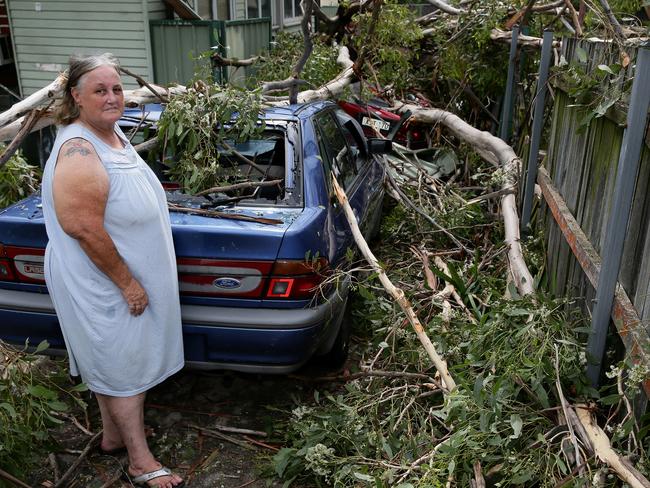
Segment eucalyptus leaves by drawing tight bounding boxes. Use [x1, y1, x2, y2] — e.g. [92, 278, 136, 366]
[157, 80, 265, 195]
[0, 147, 41, 208]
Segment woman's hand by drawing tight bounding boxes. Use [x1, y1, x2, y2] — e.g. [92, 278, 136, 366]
[121, 278, 149, 316]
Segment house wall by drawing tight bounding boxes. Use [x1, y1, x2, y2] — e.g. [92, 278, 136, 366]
[7, 0, 167, 96]
[149, 0, 168, 20]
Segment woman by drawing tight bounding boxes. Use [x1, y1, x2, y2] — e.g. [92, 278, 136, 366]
[41, 53, 185, 488]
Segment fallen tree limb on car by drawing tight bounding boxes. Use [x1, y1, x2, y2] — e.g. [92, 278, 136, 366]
[0, 73, 67, 129]
[195, 179, 283, 197]
[0, 83, 188, 142]
[0, 105, 51, 169]
[400, 104, 535, 296]
[265, 46, 355, 105]
[167, 203, 283, 225]
[332, 172, 457, 392]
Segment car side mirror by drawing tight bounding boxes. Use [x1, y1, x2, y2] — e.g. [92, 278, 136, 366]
[367, 138, 392, 155]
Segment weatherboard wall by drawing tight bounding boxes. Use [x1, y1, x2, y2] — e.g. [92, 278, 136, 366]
[7, 0, 166, 96]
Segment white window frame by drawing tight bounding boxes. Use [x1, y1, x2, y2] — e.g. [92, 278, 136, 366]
[245, 0, 271, 19]
[282, 0, 303, 24]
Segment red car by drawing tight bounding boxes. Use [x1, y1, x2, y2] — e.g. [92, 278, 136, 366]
[338, 100, 428, 149]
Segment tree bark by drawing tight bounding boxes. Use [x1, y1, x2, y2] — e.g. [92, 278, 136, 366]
[575, 406, 650, 488]
[400, 104, 535, 296]
[490, 28, 561, 48]
[0, 73, 66, 129]
[426, 0, 464, 15]
[0, 108, 46, 168]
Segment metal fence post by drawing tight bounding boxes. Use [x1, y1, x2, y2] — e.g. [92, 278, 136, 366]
[520, 30, 554, 233]
[499, 26, 519, 142]
[586, 44, 650, 386]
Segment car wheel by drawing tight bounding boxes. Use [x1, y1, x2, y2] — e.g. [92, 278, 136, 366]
[319, 301, 352, 369]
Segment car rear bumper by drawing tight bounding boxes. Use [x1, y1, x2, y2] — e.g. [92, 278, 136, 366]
[0, 280, 349, 374]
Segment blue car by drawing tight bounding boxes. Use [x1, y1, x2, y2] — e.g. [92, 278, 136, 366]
[0, 101, 388, 373]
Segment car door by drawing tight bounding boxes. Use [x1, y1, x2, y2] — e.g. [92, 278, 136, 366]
[313, 108, 381, 266]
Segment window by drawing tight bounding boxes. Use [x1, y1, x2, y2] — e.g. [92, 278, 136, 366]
[283, 0, 302, 20]
[247, 0, 271, 18]
[315, 112, 357, 190]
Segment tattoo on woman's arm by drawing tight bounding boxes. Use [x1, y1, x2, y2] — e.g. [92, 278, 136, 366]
[63, 139, 92, 158]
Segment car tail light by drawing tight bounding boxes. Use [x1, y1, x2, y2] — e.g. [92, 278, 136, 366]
[1, 245, 46, 284]
[0, 259, 15, 281]
[266, 258, 330, 300]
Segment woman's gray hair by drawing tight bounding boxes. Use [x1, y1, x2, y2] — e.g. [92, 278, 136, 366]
[56, 53, 121, 125]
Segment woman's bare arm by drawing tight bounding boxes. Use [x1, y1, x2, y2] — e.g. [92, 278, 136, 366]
[52, 138, 148, 316]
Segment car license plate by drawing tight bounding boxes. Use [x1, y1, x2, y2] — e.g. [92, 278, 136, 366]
[362, 116, 390, 132]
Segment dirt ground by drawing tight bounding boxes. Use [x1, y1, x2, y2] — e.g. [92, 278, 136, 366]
[28, 361, 337, 488]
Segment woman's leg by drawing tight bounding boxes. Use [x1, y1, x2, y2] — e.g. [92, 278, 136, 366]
[95, 394, 123, 451]
[95, 392, 183, 487]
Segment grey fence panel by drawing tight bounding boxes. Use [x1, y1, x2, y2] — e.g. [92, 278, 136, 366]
[150, 18, 270, 87]
[543, 39, 650, 387]
[150, 20, 222, 85]
[223, 18, 271, 86]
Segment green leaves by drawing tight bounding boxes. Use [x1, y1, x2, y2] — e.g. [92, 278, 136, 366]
[0, 341, 85, 479]
[157, 78, 265, 194]
[251, 32, 340, 92]
[0, 147, 42, 208]
[350, 1, 423, 95]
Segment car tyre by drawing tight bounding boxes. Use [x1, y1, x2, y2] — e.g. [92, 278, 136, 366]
[319, 301, 352, 369]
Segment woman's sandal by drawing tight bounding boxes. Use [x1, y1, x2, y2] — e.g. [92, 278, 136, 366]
[123, 467, 185, 487]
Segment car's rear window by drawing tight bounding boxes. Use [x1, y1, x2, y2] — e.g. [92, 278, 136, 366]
[123, 120, 301, 207]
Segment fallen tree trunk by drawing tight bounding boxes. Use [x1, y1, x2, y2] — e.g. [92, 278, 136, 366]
[490, 28, 561, 48]
[0, 73, 67, 129]
[0, 107, 49, 168]
[426, 0, 464, 14]
[400, 104, 535, 296]
[332, 173, 457, 391]
[266, 46, 355, 105]
[0, 83, 188, 142]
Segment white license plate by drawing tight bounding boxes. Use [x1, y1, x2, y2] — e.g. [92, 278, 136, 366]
[362, 116, 390, 132]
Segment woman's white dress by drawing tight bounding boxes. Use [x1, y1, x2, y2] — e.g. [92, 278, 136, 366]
[41, 123, 184, 396]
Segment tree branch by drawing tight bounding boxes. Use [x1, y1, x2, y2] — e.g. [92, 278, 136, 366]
[261, 78, 310, 94]
[597, 0, 625, 39]
[167, 203, 283, 224]
[426, 0, 464, 15]
[332, 172, 457, 391]
[290, 0, 315, 104]
[490, 28, 561, 48]
[119, 66, 167, 103]
[564, 0, 583, 36]
[0, 106, 49, 169]
[211, 52, 260, 67]
[195, 178, 283, 196]
[0, 72, 66, 129]
[400, 104, 535, 296]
